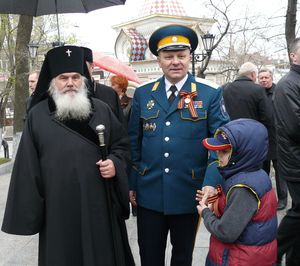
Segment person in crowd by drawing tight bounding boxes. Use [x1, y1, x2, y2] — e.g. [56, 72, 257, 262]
[2, 45, 134, 266]
[197, 118, 277, 266]
[258, 68, 287, 210]
[128, 24, 229, 266]
[110, 75, 132, 124]
[82, 47, 124, 124]
[1, 139, 9, 158]
[223, 62, 272, 129]
[110, 75, 136, 216]
[273, 37, 300, 266]
[26, 70, 40, 112]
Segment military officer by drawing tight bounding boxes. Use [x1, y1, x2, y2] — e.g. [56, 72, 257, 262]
[128, 24, 230, 266]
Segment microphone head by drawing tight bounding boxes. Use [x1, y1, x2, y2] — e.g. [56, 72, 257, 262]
[96, 124, 105, 133]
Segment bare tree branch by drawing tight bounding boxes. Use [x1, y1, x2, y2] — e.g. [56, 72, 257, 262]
[286, 0, 297, 60]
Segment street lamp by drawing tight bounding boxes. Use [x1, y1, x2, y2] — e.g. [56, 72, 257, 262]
[27, 42, 39, 70]
[28, 41, 65, 69]
[191, 33, 215, 77]
[52, 41, 65, 48]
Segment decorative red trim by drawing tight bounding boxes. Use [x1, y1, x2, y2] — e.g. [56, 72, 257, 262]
[202, 139, 232, 151]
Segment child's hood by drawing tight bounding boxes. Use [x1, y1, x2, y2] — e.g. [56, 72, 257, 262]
[218, 118, 268, 178]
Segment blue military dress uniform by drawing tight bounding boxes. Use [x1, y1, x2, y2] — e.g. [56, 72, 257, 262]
[128, 73, 230, 215]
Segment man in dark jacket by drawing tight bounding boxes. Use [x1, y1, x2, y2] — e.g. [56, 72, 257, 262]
[273, 37, 300, 266]
[258, 68, 287, 210]
[26, 70, 40, 113]
[83, 47, 125, 124]
[223, 62, 272, 130]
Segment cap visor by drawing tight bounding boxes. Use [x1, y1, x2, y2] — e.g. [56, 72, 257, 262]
[202, 138, 232, 151]
[158, 45, 190, 53]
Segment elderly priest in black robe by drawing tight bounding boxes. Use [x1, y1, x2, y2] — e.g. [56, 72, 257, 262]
[2, 46, 135, 266]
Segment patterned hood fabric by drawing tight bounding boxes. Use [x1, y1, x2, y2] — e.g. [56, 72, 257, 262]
[218, 118, 268, 179]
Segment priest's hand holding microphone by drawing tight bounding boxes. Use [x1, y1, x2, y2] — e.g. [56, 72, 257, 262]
[95, 124, 115, 178]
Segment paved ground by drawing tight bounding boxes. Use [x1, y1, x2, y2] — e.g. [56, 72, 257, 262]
[0, 168, 288, 266]
[0, 127, 288, 265]
[0, 172, 210, 266]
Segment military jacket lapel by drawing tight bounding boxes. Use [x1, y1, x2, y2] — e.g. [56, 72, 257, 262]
[151, 78, 169, 113]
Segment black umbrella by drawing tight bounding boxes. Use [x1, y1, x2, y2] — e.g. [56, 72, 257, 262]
[0, 0, 126, 41]
[0, 0, 126, 16]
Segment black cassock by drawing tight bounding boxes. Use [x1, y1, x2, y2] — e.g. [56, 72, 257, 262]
[2, 98, 135, 266]
[93, 82, 125, 124]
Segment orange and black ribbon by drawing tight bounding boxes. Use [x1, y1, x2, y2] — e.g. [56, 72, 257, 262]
[178, 90, 198, 118]
[207, 185, 223, 217]
[207, 185, 223, 204]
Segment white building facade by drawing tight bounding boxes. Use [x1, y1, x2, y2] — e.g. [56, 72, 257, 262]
[113, 0, 218, 83]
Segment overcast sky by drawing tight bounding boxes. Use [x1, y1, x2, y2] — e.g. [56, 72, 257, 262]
[62, 0, 287, 54]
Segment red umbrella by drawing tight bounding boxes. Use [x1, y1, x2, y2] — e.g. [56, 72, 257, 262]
[93, 51, 140, 84]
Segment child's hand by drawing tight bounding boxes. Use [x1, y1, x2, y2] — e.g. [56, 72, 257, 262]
[202, 186, 217, 204]
[196, 189, 204, 202]
[197, 200, 209, 215]
[196, 187, 217, 204]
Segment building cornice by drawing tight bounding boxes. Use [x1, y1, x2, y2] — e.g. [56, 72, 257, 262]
[113, 14, 214, 29]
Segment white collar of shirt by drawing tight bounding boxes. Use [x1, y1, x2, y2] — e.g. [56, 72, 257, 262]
[165, 74, 188, 97]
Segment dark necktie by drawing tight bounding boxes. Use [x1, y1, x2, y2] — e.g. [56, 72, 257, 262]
[168, 85, 177, 104]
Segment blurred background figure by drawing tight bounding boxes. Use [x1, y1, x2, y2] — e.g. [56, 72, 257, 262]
[258, 68, 287, 211]
[28, 70, 39, 95]
[1, 139, 9, 158]
[223, 62, 272, 131]
[26, 70, 40, 112]
[110, 75, 132, 124]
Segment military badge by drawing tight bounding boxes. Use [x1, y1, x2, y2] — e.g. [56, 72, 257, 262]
[147, 100, 155, 109]
[193, 101, 203, 109]
[152, 123, 157, 131]
[184, 98, 191, 104]
[178, 90, 198, 118]
[151, 82, 160, 91]
[143, 122, 156, 131]
[143, 123, 150, 131]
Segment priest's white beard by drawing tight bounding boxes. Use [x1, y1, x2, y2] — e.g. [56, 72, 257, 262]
[48, 79, 91, 121]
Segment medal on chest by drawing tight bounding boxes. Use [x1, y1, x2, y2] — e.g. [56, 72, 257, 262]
[147, 100, 155, 109]
[178, 84, 198, 118]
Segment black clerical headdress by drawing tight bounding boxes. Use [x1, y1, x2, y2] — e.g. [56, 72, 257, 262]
[29, 45, 91, 111]
[82, 47, 93, 63]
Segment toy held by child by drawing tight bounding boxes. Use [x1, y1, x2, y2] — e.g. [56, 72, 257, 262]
[197, 118, 277, 266]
